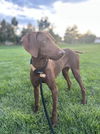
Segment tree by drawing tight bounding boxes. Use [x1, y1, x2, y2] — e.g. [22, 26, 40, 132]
[6, 23, 16, 42]
[64, 25, 79, 44]
[49, 28, 61, 42]
[37, 17, 61, 42]
[11, 17, 18, 27]
[0, 18, 18, 43]
[0, 19, 7, 42]
[79, 31, 96, 44]
[38, 17, 50, 31]
[64, 25, 96, 44]
[11, 17, 18, 37]
[21, 23, 35, 38]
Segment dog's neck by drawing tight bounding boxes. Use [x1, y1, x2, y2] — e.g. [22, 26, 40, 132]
[31, 56, 48, 70]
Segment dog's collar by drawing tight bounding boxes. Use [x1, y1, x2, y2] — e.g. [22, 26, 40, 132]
[30, 57, 48, 77]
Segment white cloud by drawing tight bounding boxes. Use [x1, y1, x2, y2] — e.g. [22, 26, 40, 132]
[0, 0, 44, 19]
[0, 0, 100, 37]
[50, 0, 100, 37]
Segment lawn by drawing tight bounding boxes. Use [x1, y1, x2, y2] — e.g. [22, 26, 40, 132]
[0, 44, 100, 134]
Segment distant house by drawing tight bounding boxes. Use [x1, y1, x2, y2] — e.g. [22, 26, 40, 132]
[94, 37, 100, 43]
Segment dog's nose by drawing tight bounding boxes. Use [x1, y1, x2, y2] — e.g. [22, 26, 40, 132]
[59, 50, 65, 55]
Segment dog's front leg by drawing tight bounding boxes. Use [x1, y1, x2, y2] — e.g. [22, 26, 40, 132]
[51, 86, 58, 126]
[34, 86, 40, 112]
[30, 70, 40, 112]
[47, 80, 58, 126]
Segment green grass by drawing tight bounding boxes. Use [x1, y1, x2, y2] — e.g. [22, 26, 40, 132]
[0, 44, 100, 134]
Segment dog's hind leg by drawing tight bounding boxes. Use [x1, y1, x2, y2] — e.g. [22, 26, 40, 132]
[62, 67, 72, 90]
[71, 68, 86, 104]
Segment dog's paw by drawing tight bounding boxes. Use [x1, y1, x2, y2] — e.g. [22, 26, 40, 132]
[32, 105, 39, 113]
[34, 106, 39, 113]
[81, 99, 87, 105]
[51, 117, 57, 127]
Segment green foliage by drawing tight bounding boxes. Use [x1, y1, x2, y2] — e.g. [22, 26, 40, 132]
[21, 24, 35, 38]
[37, 17, 62, 42]
[0, 44, 100, 134]
[11, 17, 18, 26]
[0, 19, 18, 43]
[78, 31, 96, 44]
[49, 28, 62, 42]
[64, 25, 96, 44]
[0, 17, 97, 45]
[38, 17, 50, 31]
[64, 25, 79, 44]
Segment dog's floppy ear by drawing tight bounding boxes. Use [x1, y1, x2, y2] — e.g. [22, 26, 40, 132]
[22, 32, 39, 58]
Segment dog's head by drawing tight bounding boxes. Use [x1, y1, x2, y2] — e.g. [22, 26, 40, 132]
[21, 32, 64, 60]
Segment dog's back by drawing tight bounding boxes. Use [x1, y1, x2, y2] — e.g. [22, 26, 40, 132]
[45, 48, 80, 78]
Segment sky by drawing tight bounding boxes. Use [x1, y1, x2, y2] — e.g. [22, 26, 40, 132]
[0, 0, 100, 37]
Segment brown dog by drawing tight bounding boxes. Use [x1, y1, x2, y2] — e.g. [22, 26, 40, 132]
[22, 32, 86, 126]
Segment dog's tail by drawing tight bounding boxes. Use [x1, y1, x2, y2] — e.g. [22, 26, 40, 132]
[74, 50, 84, 54]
